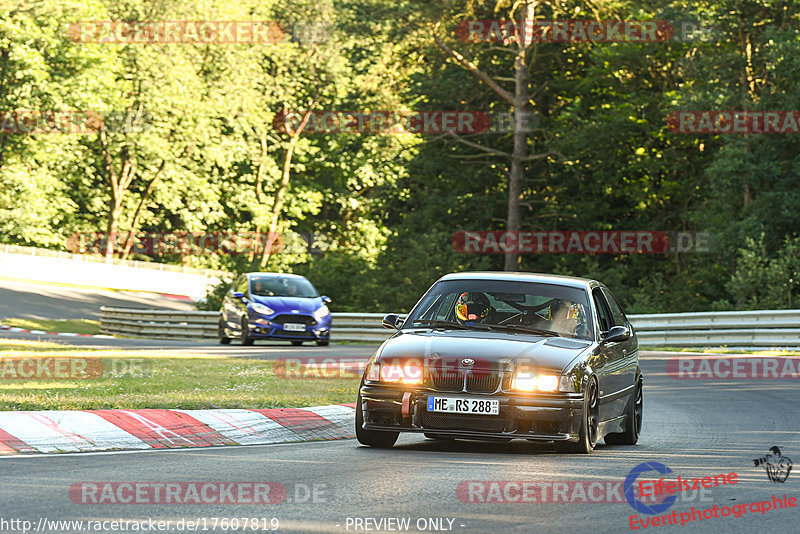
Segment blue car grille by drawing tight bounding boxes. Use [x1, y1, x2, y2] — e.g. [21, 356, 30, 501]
[271, 314, 317, 326]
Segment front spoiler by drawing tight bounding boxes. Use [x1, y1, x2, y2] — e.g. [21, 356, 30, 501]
[363, 423, 572, 442]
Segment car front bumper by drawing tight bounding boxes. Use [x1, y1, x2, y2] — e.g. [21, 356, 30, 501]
[247, 317, 330, 341]
[360, 384, 584, 442]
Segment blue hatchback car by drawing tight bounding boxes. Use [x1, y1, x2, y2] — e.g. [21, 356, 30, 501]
[219, 272, 331, 346]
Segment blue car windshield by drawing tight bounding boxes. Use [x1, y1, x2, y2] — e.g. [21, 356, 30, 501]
[249, 276, 319, 298]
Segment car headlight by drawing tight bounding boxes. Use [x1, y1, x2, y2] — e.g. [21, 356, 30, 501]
[511, 372, 559, 392]
[251, 303, 275, 316]
[377, 362, 423, 385]
[313, 305, 330, 322]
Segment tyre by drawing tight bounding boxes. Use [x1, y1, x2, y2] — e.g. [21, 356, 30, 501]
[218, 319, 232, 345]
[240, 318, 254, 346]
[291, 341, 303, 346]
[605, 376, 642, 446]
[355, 392, 398, 448]
[555, 377, 598, 454]
[316, 340, 330, 346]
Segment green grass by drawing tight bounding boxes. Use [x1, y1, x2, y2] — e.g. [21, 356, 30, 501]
[0, 339, 359, 411]
[2, 318, 101, 335]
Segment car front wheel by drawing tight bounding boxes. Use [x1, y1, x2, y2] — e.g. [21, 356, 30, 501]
[355, 392, 398, 448]
[218, 319, 231, 345]
[240, 318, 254, 346]
[555, 377, 598, 454]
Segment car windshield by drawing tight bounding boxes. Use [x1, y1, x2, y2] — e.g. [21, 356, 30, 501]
[404, 279, 594, 340]
[249, 276, 319, 298]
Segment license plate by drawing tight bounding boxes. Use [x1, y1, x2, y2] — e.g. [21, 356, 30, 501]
[283, 323, 306, 332]
[427, 396, 499, 415]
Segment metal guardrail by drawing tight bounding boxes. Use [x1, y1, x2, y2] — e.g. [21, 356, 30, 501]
[101, 308, 219, 340]
[99, 307, 800, 348]
[629, 310, 800, 347]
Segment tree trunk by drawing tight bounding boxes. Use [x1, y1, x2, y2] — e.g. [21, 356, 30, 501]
[98, 128, 135, 262]
[250, 133, 270, 262]
[258, 107, 316, 268]
[121, 161, 165, 260]
[259, 134, 298, 268]
[505, 2, 535, 272]
[105, 198, 123, 261]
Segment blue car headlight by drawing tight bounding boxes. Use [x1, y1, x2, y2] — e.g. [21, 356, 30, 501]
[313, 305, 330, 322]
[251, 302, 275, 316]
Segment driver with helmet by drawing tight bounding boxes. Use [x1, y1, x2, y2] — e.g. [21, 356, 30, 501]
[454, 292, 494, 325]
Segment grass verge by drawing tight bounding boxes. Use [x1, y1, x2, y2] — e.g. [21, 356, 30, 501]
[1, 318, 101, 335]
[0, 339, 359, 411]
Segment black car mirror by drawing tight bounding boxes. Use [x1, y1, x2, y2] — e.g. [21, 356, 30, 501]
[382, 314, 404, 330]
[602, 325, 631, 343]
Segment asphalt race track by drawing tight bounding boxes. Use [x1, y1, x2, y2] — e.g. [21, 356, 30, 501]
[0, 279, 195, 320]
[0, 333, 797, 533]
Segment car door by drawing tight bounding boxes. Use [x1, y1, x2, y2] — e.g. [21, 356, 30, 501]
[601, 286, 638, 397]
[591, 287, 624, 421]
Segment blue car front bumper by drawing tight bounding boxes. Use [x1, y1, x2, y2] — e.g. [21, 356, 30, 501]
[247, 314, 330, 341]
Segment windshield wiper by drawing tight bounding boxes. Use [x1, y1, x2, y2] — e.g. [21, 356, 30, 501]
[409, 320, 472, 330]
[482, 324, 560, 337]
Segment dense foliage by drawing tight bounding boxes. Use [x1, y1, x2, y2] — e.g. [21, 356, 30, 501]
[2, 0, 798, 313]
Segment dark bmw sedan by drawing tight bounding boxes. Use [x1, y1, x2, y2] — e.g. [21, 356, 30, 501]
[356, 272, 642, 453]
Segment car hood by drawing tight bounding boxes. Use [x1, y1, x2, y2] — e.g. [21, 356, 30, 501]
[376, 329, 594, 373]
[251, 295, 321, 314]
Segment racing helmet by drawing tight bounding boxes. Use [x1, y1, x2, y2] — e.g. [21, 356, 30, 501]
[455, 292, 490, 324]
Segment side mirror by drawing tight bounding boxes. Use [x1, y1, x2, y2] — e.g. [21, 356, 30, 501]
[232, 292, 244, 299]
[321, 296, 332, 304]
[603, 325, 631, 344]
[382, 313, 404, 330]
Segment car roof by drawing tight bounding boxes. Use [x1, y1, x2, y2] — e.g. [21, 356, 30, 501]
[246, 272, 307, 279]
[438, 271, 596, 290]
